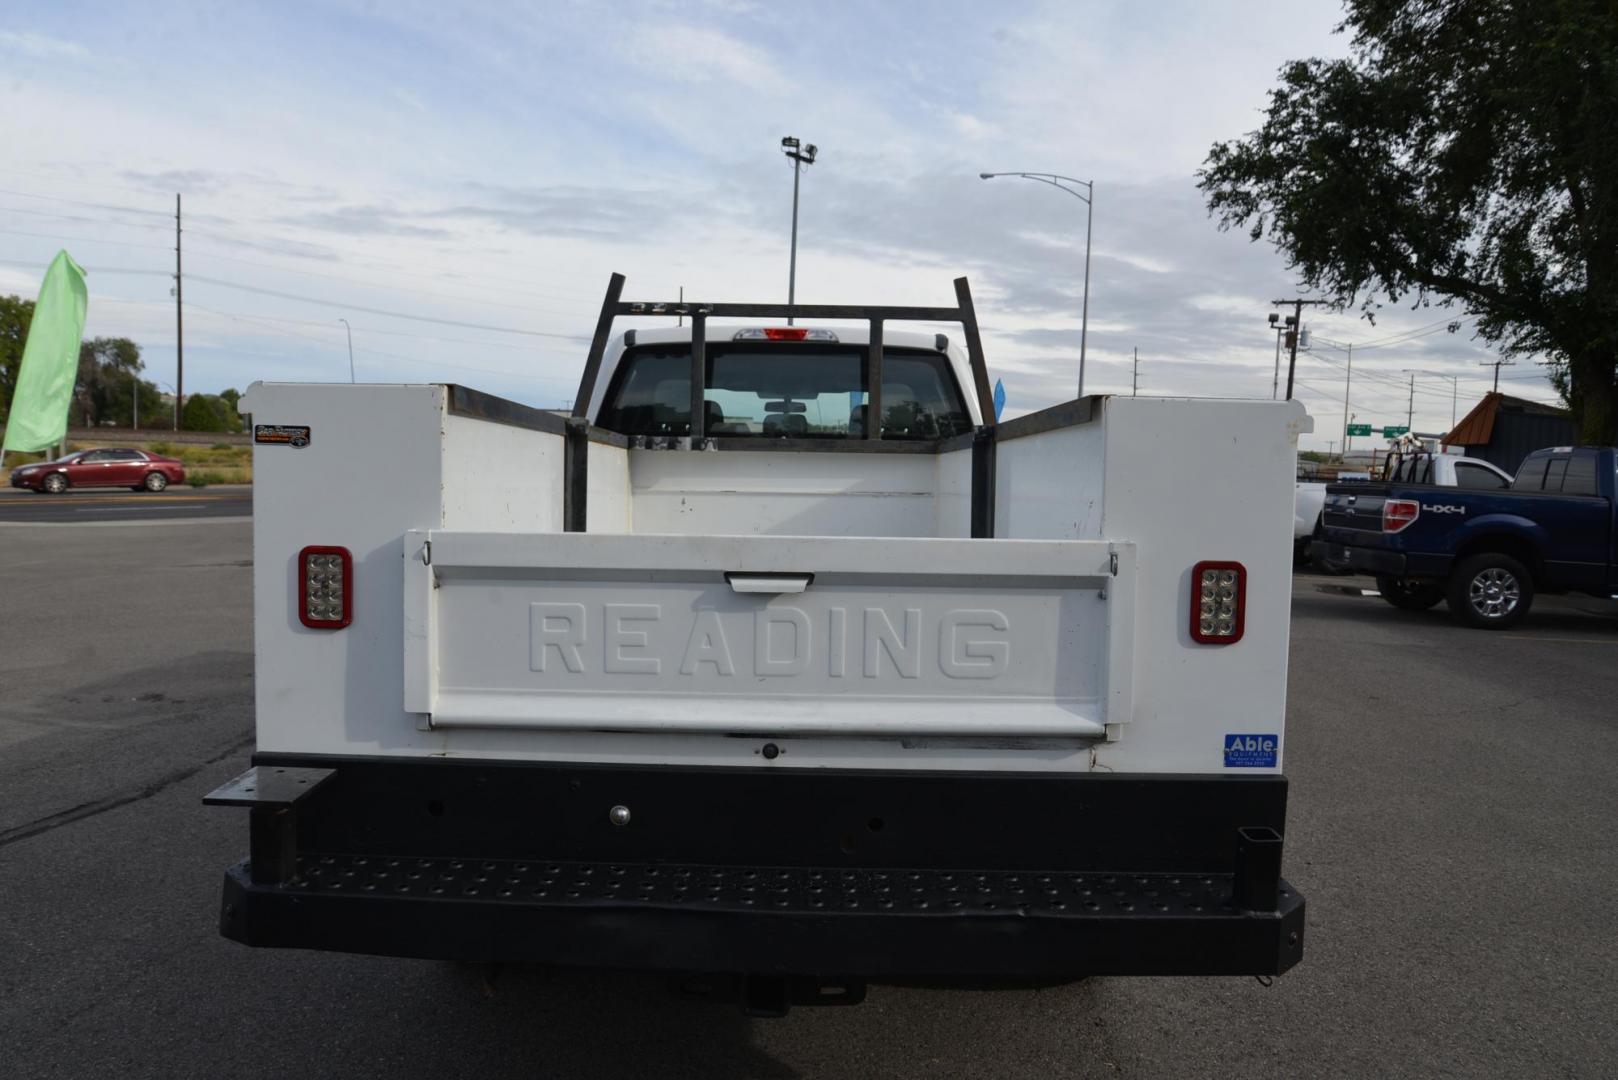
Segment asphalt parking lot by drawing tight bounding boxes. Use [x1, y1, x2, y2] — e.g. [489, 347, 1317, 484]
[3, 521, 1616, 1079]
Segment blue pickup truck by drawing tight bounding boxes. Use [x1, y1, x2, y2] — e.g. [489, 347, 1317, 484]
[1313, 446, 1617, 629]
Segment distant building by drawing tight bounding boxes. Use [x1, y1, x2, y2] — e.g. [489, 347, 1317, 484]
[1442, 392, 1574, 475]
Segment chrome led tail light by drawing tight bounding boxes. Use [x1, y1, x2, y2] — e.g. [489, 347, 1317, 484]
[1191, 561, 1245, 644]
[299, 546, 352, 629]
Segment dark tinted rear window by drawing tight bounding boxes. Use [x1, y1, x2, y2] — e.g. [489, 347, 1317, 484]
[1512, 454, 1550, 491]
[597, 345, 972, 440]
[1563, 450, 1599, 496]
[1453, 462, 1508, 490]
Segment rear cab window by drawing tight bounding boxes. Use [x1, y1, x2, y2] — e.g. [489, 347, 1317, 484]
[597, 344, 973, 440]
[1453, 462, 1508, 490]
[1512, 453, 1551, 491]
[1562, 450, 1599, 496]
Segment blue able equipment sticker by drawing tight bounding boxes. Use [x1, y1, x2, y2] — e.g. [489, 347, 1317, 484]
[1223, 733, 1278, 768]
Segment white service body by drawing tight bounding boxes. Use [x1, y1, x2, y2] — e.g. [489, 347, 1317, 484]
[241, 378, 1310, 776]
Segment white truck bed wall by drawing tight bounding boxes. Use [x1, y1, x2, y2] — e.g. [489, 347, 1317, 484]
[585, 439, 632, 532]
[241, 382, 1307, 774]
[628, 451, 944, 537]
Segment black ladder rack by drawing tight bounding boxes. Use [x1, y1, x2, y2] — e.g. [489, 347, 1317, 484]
[563, 273, 999, 538]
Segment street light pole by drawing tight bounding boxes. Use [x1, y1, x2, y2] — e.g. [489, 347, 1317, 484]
[1407, 369, 1460, 430]
[338, 318, 355, 383]
[1272, 325, 1284, 399]
[980, 171, 1094, 398]
[781, 137, 818, 325]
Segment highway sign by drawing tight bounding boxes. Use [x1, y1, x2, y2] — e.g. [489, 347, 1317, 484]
[1346, 424, 1372, 436]
[1382, 425, 1410, 436]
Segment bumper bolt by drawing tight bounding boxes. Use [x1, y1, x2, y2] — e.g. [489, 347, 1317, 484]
[609, 805, 631, 826]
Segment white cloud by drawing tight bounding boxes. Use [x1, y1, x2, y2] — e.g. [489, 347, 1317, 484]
[949, 111, 994, 139]
[0, 30, 88, 60]
[0, 2, 1564, 445]
[619, 24, 785, 92]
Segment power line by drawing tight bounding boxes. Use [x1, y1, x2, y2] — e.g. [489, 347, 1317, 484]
[1344, 315, 1467, 349]
[181, 303, 565, 353]
[0, 203, 174, 232]
[0, 225, 174, 253]
[182, 302, 570, 381]
[0, 182, 606, 302]
[179, 248, 585, 317]
[0, 219, 592, 316]
[0, 185, 172, 220]
[183, 274, 591, 341]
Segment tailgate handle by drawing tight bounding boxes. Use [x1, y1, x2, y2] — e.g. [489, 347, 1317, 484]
[726, 572, 813, 595]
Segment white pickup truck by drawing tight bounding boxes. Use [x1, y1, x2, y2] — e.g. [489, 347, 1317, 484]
[208, 276, 1308, 1013]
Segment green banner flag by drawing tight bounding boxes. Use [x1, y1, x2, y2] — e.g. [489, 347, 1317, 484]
[2, 250, 88, 455]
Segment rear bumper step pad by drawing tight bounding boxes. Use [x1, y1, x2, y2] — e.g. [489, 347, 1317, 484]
[220, 853, 1304, 978]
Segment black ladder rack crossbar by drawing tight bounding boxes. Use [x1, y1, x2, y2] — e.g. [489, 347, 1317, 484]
[564, 273, 998, 538]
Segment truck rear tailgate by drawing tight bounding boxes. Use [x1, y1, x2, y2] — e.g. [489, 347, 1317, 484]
[405, 532, 1135, 737]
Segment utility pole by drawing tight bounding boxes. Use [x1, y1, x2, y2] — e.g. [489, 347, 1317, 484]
[1482, 357, 1515, 392]
[1339, 343, 1353, 457]
[781, 137, 818, 324]
[1132, 347, 1139, 396]
[677, 286, 684, 328]
[1406, 372, 1415, 430]
[174, 193, 183, 431]
[132, 368, 138, 430]
[1270, 298, 1328, 400]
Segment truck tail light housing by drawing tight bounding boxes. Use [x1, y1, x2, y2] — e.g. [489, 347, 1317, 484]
[299, 545, 352, 629]
[1191, 561, 1245, 644]
[1382, 499, 1420, 533]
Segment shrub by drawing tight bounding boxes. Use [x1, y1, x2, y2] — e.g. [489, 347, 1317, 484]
[184, 465, 252, 486]
[211, 442, 233, 451]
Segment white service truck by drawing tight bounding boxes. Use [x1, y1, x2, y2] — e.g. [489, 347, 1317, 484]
[208, 276, 1308, 1013]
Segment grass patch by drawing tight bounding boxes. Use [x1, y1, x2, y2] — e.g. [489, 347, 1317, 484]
[185, 466, 252, 486]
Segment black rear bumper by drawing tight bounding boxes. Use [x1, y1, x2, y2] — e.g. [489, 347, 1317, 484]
[1312, 539, 1406, 576]
[211, 756, 1305, 983]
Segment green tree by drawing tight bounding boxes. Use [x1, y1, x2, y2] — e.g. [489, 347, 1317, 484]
[75, 337, 157, 428]
[217, 387, 245, 433]
[1199, 0, 1618, 443]
[181, 393, 230, 432]
[0, 294, 36, 423]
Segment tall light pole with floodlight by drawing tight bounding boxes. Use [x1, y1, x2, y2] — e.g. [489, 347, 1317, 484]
[980, 171, 1094, 397]
[781, 136, 818, 324]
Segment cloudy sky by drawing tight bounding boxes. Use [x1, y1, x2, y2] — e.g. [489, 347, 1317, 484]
[0, 0, 1561, 448]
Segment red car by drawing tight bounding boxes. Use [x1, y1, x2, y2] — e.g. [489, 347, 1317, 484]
[9, 448, 186, 493]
